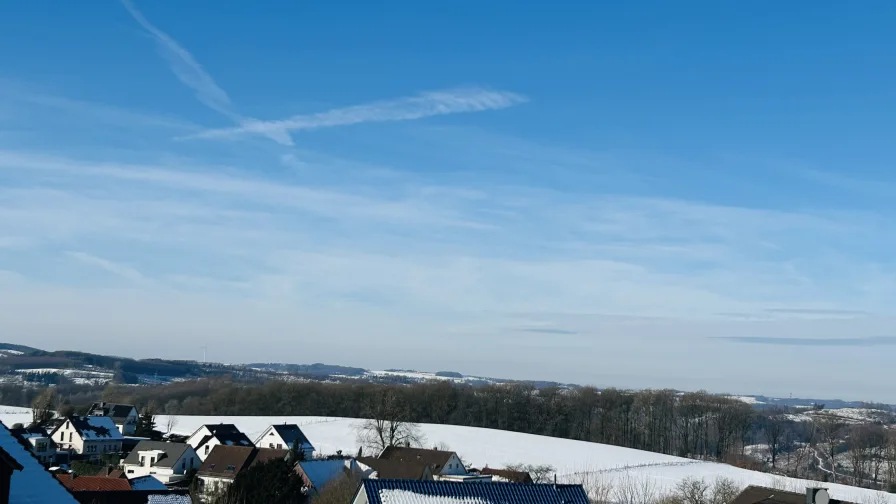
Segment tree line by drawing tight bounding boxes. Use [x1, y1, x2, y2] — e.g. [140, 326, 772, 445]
[16, 376, 896, 490]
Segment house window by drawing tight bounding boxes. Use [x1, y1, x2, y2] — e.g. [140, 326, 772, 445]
[141, 456, 145, 465]
[277, 444, 282, 449]
[68, 433, 72, 443]
[127, 470, 134, 474]
[269, 443, 274, 448]
[182, 460, 186, 471]
[205, 445, 210, 455]
[59, 432, 64, 442]
[151, 457, 156, 465]
[226, 465, 235, 471]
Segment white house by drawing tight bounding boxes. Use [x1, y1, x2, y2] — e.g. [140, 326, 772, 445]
[9, 426, 57, 465]
[187, 424, 254, 461]
[48, 416, 123, 460]
[253, 424, 314, 459]
[121, 441, 200, 484]
[87, 402, 139, 436]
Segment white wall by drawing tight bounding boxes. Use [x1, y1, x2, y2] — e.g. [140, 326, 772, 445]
[435, 454, 467, 475]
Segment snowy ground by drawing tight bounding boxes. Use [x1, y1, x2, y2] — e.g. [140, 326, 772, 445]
[3, 406, 894, 503]
[786, 408, 894, 425]
[149, 414, 894, 503]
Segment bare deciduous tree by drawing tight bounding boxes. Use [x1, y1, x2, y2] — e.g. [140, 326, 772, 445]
[762, 409, 788, 469]
[505, 463, 556, 484]
[817, 414, 844, 477]
[356, 388, 423, 453]
[30, 388, 57, 427]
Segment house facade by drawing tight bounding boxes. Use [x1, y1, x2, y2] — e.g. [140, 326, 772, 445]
[121, 441, 200, 484]
[48, 416, 123, 460]
[9, 427, 57, 465]
[253, 424, 314, 460]
[87, 402, 139, 436]
[186, 424, 254, 461]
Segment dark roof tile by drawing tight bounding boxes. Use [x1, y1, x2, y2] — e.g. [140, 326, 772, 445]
[358, 479, 589, 504]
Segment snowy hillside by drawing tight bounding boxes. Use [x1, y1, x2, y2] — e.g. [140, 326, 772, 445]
[2, 406, 894, 503]
[145, 413, 893, 504]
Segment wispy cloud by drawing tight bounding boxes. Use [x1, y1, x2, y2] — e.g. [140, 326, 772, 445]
[121, 2, 525, 147]
[716, 336, 896, 347]
[519, 327, 579, 335]
[66, 251, 147, 283]
[120, 0, 293, 145]
[184, 88, 528, 145]
[764, 308, 869, 316]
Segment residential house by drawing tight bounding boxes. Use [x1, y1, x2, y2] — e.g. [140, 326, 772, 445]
[121, 441, 200, 484]
[254, 424, 314, 459]
[0, 420, 79, 503]
[87, 402, 139, 436]
[294, 458, 361, 494]
[186, 424, 254, 461]
[9, 426, 57, 465]
[731, 486, 858, 504]
[357, 456, 433, 481]
[351, 479, 590, 504]
[196, 446, 286, 502]
[479, 466, 533, 483]
[377, 446, 468, 478]
[56, 473, 132, 491]
[49, 416, 124, 460]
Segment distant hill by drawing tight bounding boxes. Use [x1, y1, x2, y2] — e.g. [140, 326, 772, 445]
[246, 362, 366, 377]
[0, 342, 890, 409]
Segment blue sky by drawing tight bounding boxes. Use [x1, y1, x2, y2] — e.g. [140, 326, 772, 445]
[2, 2, 896, 401]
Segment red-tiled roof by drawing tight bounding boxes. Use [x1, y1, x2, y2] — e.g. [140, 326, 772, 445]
[56, 474, 132, 491]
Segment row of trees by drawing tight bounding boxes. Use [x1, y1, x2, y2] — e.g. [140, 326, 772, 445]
[23, 376, 896, 490]
[96, 378, 768, 460]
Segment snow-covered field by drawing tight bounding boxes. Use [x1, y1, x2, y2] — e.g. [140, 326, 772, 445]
[13, 368, 114, 386]
[2, 406, 894, 503]
[786, 408, 894, 425]
[147, 414, 893, 503]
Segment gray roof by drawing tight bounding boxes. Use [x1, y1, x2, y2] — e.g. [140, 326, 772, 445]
[270, 424, 314, 449]
[88, 402, 136, 422]
[122, 441, 192, 468]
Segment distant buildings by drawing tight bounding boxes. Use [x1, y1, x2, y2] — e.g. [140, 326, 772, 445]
[87, 403, 139, 436]
[186, 424, 254, 461]
[254, 424, 314, 459]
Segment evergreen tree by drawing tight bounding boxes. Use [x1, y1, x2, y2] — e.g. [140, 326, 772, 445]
[135, 411, 156, 438]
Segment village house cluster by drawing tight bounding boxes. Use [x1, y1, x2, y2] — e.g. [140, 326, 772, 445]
[0, 402, 872, 504]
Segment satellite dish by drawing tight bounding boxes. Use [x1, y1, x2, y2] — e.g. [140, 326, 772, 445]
[816, 489, 830, 504]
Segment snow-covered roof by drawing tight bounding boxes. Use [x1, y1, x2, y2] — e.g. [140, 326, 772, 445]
[130, 475, 169, 490]
[147, 494, 192, 504]
[0, 421, 79, 503]
[296, 459, 353, 489]
[358, 480, 589, 504]
[61, 415, 124, 440]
